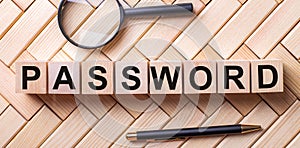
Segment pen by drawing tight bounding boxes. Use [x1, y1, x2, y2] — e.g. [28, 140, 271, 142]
[126, 124, 262, 141]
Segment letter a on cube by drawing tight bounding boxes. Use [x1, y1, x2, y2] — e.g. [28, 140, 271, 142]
[48, 62, 80, 94]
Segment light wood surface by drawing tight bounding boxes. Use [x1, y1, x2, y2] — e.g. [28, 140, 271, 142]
[0, 0, 299, 147]
[246, 0, 300, 58]
[210, 0, 277, 59]
[7, 106, 61, 147]
[0, 0, 22, 39]
[0, 106, 26, 146]
[12, 0, 34, 11]
[175, 0, 241, 59]
[0, 0, 56, 66]
[282, 23, 300, 59]
[0, 95, 9, 115]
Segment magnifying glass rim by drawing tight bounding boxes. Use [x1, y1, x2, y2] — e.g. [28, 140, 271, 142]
[57, 0, 125, 49]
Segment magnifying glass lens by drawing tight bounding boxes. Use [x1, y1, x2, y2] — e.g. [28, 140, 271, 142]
[59, 0, 122, 49]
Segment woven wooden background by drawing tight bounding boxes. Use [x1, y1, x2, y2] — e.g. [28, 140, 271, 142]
[0, 0, 299, 147]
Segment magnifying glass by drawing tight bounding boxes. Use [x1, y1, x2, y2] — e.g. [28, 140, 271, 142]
[58, 0, 193, 49]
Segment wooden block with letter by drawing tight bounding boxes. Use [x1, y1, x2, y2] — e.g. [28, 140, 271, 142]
[184, 60, 217, 94]
[251, 60, 283, 93]
[81, 61, 114, 94]
[115, 61, 148, 94]
[15, 61, 47, 94]
[48, 62, 80, 94]
[149, 61, 182, 94]
[218, 61, 250, 93]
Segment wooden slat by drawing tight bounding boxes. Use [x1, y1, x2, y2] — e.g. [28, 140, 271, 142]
[282, 23, 300, 59]
[217, 101, 278, 147]
[27, 2, 94, 61]
[135, 0, 204, 60]
[7, 106, 61, 147]
[76, 104, 134, 147]
[193, 45, 223, 60]
[49, 0, 59, 7]
[0, 106, 26, 146]
[238, 0, 247, 4]
[75, 95, 116, 119]
[159, 46, 187, 61]
[0, 95, 9, 115]
[260, 86, 297, 115]
[181, 102, 242, 147]
[175, 0, 241, 59]
[12, 0, 34, 11]
[121, 47, 147, 62]
[38, 95, 77, 120]
[145, 103, 206, 147]
[225, 94, 261, 116]
[246, 0, 300, 58]
[266, 44, 300, 98]
[102, 0, 162, 61]
[287, 132, 300, 148]
[50, 50, 73, 62]
[62, 1, 130, 61]
[113, 94, 153, 118]
[9, 50, 36, 73]
[41, 105, 98, 147]
[111, 103, 169, 147]
[85, 50, 111, 61]
[209, 0, 277, 59]
[0, 61, 43, 120]
[187, 94, 224, 116]
[0, 0, 56, 66]
[253, 101, 300, 147]
[0, 0, 22, 39]
[161, 0, 175, 4]
[200, 0, 210, 5]
[124, 0, 139, 7]
[151, 95, 189, 117]
[230, 44, 258, 60]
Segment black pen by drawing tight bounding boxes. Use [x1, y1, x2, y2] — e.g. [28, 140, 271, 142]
[126, 124, 262, 141]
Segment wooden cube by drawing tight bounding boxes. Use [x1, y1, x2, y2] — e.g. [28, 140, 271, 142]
[15, 61, 47, 94]
[81, 61, 114, 94]
[48, 62, 80, 94]
[218, 61, 250, 93]
[149, 61, 182, 94]
[251, 60, 283, 93]
[184, 61, 217, 94]
[115, 61, 148, 94]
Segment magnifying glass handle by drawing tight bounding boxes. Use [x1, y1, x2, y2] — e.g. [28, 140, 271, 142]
[124, 3, 193, 17]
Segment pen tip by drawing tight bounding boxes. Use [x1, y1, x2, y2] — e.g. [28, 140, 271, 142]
[241, 125, 262, 134]
[126, 132, 137, 141]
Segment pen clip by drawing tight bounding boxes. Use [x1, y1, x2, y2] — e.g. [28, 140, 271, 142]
[147, 137, 187, 142]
